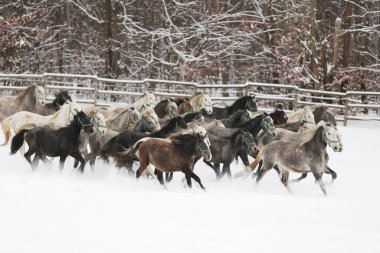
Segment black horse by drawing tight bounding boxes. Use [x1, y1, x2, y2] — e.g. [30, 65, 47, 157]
[10, 111, 94, 172]
[38, 90, 72, 116]
[100, 116, 188, 173]
[202, 130, 256, 178]
[213, 95, 257, 119]
[207, 113, 275, 170]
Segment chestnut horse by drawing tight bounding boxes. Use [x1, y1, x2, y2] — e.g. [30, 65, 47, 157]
[120, 133, 212, 189]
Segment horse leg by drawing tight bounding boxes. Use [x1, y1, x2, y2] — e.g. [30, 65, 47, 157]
[39, 154, 53, 169]
[279, 169, 292, 194]
[185, 174, 192, 188]
[184, 170, 206, 190]
[224, 163, 232, 179]
[312, 171, 327, 196]
[155, 170, 166, 188]
[291, 173, 308, 183]
[59, 155, 67, 172]
[32, 153, 41, 169]
[325, 166, 337, 184]
[252, 160, 263, 179]
[255, 161, 274, 188]
[70, 152, 86, 173]
[24, 148, 36, 170]
[165, 173, 173, 182]
[203, 159, 220, 178]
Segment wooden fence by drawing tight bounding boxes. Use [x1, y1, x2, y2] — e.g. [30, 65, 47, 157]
[0, 73, 379, 126]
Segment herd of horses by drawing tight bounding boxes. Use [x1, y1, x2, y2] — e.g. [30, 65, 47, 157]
[0, 84, 343, 195]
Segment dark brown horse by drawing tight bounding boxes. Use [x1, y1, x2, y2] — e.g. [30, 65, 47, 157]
[313, 106, 337, 126]
[173, 97, 195, 115]
[154, 98, 178, 119]
[269, 109, 288, 125]
[120, 134, 212, 189]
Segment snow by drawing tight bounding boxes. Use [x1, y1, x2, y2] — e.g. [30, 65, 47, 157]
[1, 121, 380, 253]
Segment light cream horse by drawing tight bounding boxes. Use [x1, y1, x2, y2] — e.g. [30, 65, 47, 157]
[287, 106, 315, 128]
[0, 101, 81, 146]
[108, 92, 157, 111]
[0, 84, 46, 121]
[190, 93, 213, 114]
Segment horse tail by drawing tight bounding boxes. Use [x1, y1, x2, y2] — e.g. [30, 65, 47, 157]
[117, 141, 143, 158]
[249, 147, 266, 170]
[0, 116, 12, 146]
[10, 129, 29, 155]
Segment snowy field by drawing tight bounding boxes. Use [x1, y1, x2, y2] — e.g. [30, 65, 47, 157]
[0, 120, 379, 253]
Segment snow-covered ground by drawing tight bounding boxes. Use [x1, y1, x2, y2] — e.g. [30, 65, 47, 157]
[0, 120, 379, 253]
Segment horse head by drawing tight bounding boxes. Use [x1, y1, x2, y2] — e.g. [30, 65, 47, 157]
[196, 133, 212, 161]
[303, 106, 316, 127]
[34, 85, 46, 106]
[322, 122, 343, 152]
[54, 90, 72, 108]
[143, 92, 157, 108]
[165, 101, 178, 118]
[194, 93, 213, 114]
[141, 114, 159, 133]
[76, 111, 94, 134]
[261, 115, 276, 137]
[240, 130, 257, 156]
[245, 96, 257, 112]
[141, 105, 160, 130]
[91, 112, 107, 135]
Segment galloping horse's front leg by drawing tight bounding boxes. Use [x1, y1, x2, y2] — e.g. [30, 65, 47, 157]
[312, 171, 327, 196]
[325, 166, 337, 184]
[203, 159, 220, 178]
[70, 151, 86, 173]
[59, 155, 68, 172]
[291, 173, 308, 183]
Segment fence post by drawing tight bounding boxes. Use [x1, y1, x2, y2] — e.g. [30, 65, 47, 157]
[293, 87, 299, 111]
[343, 93, 349, 126]
[93, 77, 98, 106]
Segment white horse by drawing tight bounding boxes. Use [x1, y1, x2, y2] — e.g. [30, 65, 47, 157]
[0, 84, 46, 121]
[132, 92, 156, 109]
[139, 104, 161, 130]
[190, 93, 213, 114]
[287, 106, 315, 128]
[1, 101, 81, 146]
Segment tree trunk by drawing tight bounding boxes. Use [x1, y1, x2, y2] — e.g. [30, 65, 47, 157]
[309, 0, 320, 89]
[342, 3, 352, 68]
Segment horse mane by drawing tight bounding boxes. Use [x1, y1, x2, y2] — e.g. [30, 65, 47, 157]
[16, 84, 37, 99]
[295, 121, 324, 145]
[182, 111, 202, 122]
[230, 96, 250, 108]
[169, 133, 195, 143]
[54, 90, 69, 98]
[236, 113, 266, 128]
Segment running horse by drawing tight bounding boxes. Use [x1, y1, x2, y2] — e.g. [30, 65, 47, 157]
[119, 133, 212, 189]
[249, 122, 343, 196]
[10, 111, 94, 172]
[213, 95, 257, 119]
[0, 84, 46, 121]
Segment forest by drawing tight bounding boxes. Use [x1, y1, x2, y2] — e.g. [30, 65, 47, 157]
[1, 0, 379, 92]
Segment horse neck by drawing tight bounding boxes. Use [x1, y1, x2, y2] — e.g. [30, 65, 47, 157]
[303, 125, 326, 153]
[65, 117, 82, 138]
[225, 111, 242, 126]
[239, 116, 262, 137]
[132, 120, 144, 132]
[19, 86, 36, 108]
[230, 131, 244, 153]
[287, 109, 303, 121]
[176, 135, 198, 155]
[150, 119, 177, 138]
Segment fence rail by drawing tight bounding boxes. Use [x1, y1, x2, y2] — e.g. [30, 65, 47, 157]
[0, 73, 379, 126]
